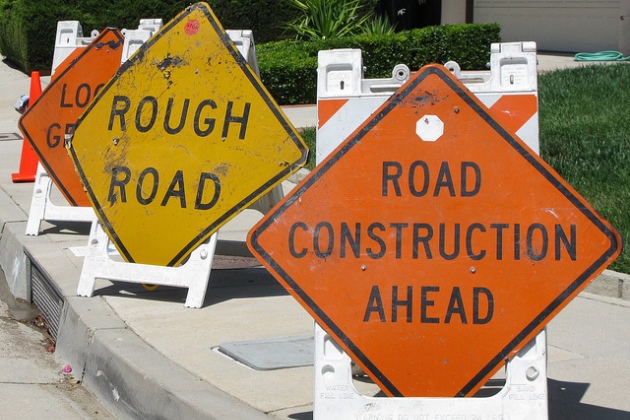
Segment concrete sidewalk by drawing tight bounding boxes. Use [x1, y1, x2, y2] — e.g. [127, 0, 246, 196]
[0, 52, 629, 419]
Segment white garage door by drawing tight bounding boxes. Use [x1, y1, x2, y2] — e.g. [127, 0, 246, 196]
[474, 0, 622, 53]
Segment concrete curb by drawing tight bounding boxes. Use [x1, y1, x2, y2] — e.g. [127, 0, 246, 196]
[586, 269, 630, 301]
[0, 211, 270, 419]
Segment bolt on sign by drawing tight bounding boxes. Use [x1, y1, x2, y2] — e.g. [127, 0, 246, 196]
[248, 64, 622, 398]
[68, 2, 308, 266]
[18, 28, 124, 206]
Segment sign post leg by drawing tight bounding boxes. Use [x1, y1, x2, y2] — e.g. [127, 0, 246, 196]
[313, 323, 548, 419]
[77, 221, 217, 308]
[25, 164, 96, 236]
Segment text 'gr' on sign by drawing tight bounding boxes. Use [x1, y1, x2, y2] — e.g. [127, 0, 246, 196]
[248, 64, 621, 398]
[68, 2, 308, 267]
[19, 28, 124, 207]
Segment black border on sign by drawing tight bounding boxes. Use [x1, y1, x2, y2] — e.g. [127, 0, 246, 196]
[250, 66, 621, 398]
[69, 3, 308, 266]
[19, 28, 124, 206]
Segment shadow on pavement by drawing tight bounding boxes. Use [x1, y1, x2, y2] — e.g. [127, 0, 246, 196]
[92, 266, 288, 308]
[548, 378, 630, 419]
[281, 378, 630, 420]
[40, 220, 92, 236]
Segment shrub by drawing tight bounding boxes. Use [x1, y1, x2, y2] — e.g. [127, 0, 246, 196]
[283, 0, 373, 41]
[258, 23, 501, 104]
[207, 0, 299, 43]
[0, 0, 311, 73]
[0, 0, 188, 72]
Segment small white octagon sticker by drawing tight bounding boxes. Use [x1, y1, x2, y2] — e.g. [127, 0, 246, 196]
[416, 114, 444, 142]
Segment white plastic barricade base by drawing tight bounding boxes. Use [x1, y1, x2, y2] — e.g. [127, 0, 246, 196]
[25, 163, 96, 236]
[314, 323, 548, 420]
[75, 182, 281, 307]
[77, 221, 217, 308]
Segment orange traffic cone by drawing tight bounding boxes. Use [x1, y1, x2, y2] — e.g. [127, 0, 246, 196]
[12, 71, 42, 182]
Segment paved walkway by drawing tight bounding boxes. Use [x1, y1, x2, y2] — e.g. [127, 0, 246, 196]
[0, 52, 628, 419]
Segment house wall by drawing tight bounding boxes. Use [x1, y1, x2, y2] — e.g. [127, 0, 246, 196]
[473, 0, 628, 53]
[621, 0, 630, 54]
[442, 0, 468, 23]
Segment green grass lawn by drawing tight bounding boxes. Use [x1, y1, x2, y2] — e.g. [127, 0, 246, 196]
[299, 64, 629, 273]
[539, 65, 629, 274]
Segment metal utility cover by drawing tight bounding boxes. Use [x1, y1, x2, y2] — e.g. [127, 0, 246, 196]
[68, 2, 307, 266]
[218, 335, 314, 370]
[248, 64, 621, 398]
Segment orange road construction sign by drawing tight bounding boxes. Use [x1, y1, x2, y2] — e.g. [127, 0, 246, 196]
[19, 28, 124, 206]
[248, 64, 622, 398]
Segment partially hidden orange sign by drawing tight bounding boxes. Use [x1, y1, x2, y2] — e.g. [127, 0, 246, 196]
[248, 64, 622, 398]
[19, 28, 124, 206]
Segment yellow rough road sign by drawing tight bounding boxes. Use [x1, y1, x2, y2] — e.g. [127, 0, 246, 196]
[68, 2, 308, 266]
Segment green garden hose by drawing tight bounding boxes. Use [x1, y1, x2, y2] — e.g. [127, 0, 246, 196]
[574, 51, 630, 61]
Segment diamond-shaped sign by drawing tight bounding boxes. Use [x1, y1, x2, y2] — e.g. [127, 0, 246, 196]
[248, 64, 621, 397]
[19, 28, 124, 206]
[68, 2, 307, 266]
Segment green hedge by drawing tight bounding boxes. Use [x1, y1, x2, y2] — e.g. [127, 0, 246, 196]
[206, 0, 299, 43]
[0, 0, 188, 72]
[258, 23, 502, 105]
[0, 0, 307, 73]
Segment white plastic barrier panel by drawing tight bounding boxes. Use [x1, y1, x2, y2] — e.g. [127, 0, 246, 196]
[317, 42, 539, 165]
[120, 19, 163, 63]
[314, 324, 548, 419]
[314, 42, 546, 419]
[51, 21, 99, 74]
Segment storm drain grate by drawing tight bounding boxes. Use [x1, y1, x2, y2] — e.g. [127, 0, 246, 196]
[30, 262, 63, 339]
[218, 335, 314, 370]
[0, 132, 22, 141]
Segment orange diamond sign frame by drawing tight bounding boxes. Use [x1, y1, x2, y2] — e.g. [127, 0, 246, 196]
[248, 64, 622, 398]
[19, 28, 124, 206]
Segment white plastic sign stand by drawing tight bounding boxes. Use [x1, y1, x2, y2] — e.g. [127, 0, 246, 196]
[314, 324, 548, 419]
[120, 19, 164, 64]
[78, 29, 283, 308]
[314, 43, 547, 419]
[25, 19, 164, 236]
[51, 21, 99, 74]
[316, 42, 538, 165]
[25, 162, 97, 236]
[77, 221, 217, 308]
